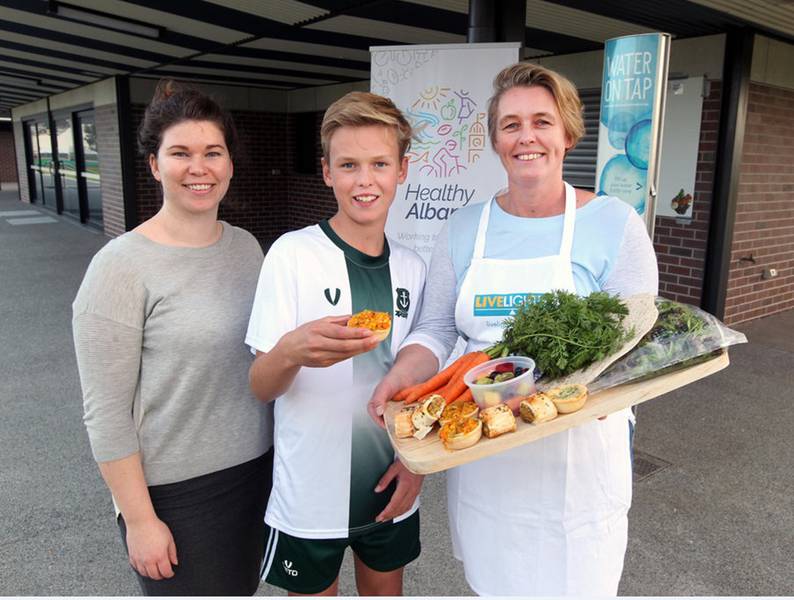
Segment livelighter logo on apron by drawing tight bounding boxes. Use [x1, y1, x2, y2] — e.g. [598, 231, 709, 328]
[473, 292, 545, 316]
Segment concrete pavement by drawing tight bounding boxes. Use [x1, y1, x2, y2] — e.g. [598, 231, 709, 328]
[1, 189, 791, 596]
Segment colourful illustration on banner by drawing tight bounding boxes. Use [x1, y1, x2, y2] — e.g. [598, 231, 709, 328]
[596, 33, 667, 217]
[371, 44, 520, 265]
[398, 86, 485, 220]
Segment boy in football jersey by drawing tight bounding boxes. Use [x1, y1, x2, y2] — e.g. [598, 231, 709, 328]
[246, 92, 426, 596]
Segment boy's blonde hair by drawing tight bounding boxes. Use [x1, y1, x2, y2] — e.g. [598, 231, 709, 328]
[321, 91, 412, 160]
[487, 62, 585, 151]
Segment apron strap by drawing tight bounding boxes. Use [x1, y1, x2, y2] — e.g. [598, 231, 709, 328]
[474, 184, 576, 261]
[559, 182, 577, 261]
[472, 198, 493, 260]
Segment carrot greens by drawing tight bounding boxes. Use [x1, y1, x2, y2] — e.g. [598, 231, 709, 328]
[486, 290, 631, 379]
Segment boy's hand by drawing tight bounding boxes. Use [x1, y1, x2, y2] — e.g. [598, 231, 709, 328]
[281, 315, 379, 368]
[374, 459, 424, 522]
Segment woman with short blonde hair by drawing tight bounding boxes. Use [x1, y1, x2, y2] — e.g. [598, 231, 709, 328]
[370, 62, 658, 595]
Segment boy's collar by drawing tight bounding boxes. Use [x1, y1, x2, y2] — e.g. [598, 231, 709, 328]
[319, 219, 390, 267]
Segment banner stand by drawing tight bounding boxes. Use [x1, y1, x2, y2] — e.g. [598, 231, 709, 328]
[595, 33, 671, 238]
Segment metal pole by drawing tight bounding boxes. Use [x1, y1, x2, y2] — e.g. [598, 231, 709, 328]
[701, 29, 754, 319]
[468, 0, 496, 43]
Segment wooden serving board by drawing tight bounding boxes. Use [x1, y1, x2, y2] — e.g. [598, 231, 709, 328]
[385, 351, 730, 475]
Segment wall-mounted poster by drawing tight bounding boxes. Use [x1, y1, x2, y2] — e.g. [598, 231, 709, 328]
[596, 33, 671, 234]
[371, 43, 520, 265]
[656, 76, 705, 219]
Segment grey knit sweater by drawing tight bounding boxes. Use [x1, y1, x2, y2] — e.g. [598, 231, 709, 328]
[73, 222, 273, 486]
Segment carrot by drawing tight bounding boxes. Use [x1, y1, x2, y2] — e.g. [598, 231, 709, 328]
[440, 351, 490, 405]
[402, 351, 477, 404]
[448, 388, 473, 405]
[436, 351, 484, 401]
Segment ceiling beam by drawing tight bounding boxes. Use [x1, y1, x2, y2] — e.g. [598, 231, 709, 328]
[183, 58, 359, 83]
[0, 66, 80, 86]
[0, 38, 135, 72]
[0, 53, 108, 79]
[0, 19, 172, 65]
[543, 0, 741, 36]
[211, 44, 369, 72]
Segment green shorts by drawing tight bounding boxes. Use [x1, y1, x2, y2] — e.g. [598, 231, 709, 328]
[261, 511, 421, 594]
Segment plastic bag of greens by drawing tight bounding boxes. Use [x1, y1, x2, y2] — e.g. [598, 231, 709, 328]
[589, 297, 747, 391]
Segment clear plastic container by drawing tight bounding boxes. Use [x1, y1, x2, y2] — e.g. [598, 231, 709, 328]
[463, 356, 537, 409]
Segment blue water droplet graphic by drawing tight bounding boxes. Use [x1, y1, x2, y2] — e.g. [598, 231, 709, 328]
[625, 119, 651, 169]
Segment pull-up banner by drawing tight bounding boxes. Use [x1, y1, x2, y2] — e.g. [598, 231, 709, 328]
[371, 43, 520, 265]
[596, 33, 670, 235]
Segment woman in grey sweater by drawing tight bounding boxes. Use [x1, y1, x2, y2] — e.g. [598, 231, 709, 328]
[72, 81, 273, 595]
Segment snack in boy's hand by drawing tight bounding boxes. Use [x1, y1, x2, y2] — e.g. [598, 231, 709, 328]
[347, 309, 392, 341]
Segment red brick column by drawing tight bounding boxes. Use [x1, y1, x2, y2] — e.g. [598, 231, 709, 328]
[0, 128, 18, 186]
[724, 83, 794, 324]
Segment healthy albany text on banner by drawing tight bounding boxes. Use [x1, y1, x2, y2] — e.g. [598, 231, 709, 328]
[371, 43, 520, 265]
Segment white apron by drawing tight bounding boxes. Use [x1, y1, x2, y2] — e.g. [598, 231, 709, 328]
[449, 182, 633, 596]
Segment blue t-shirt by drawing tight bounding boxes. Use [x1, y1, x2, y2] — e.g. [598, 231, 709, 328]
[402, 194, 658, 367]
[447, 195, 635, 297]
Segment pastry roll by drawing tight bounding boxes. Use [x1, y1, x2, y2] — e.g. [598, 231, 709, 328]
[480, 404, 517, 438]
[411, 394, 445, 430]
[519, 393, 558, 424]
[394, 405, 416, 439]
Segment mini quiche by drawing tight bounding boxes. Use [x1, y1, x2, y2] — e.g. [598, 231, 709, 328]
[347, 310, 391, 341]
[439, 399, 479, 426]
[546, 384, 588, 414]
[439, 417, 482, 451]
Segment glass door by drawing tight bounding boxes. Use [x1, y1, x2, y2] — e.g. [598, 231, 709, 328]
[75, 111, 102, 226]
[36, 119, 57, 209]
[56, 115, 80, 220]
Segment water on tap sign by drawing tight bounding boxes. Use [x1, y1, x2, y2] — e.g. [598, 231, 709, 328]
[596, 33, 670, 231]
[371, 43, 520, 265]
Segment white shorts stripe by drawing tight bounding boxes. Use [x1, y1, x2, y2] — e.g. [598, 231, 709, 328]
[261, 526, 279, 581]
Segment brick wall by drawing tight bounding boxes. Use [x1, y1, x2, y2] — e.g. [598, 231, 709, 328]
[95, 104, 126, 237]
[285, 112, 336, 230]
[0, 128, 18, 185]
[652, 80, 720, 307]
[132, 105, 291, 242]
[724, 83, 794, 324]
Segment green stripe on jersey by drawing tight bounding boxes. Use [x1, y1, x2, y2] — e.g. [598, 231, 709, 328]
[319, 220, 395, 534]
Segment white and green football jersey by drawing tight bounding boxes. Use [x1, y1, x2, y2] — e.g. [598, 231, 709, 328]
[246, 220, 426, 539]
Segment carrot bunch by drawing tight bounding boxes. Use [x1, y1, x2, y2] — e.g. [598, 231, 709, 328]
[392, 350, 492, 406]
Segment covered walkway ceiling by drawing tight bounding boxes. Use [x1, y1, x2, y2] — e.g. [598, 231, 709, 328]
[1, 0, 793, 116]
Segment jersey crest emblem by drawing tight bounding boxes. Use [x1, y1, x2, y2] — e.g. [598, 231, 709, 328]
[324, 288, 341, 306]
[395, 288, 410, 318]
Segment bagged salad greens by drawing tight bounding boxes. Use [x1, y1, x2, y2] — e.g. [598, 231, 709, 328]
[590, 297, 747, 391]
